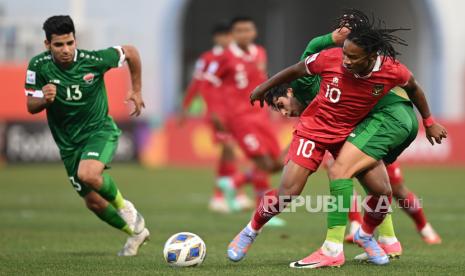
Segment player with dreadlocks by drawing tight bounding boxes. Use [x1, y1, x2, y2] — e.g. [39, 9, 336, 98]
[224, 9, 446, 268]
[262, 10, 442, 260]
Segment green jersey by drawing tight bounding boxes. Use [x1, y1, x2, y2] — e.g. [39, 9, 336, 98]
[292, 33, 411, 111]
[25, 47, 124, 157]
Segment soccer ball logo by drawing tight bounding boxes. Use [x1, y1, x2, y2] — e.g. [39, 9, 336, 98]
[163, 232, 206, 267]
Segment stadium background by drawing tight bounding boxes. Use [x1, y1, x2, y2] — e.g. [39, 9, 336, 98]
[0, 0, 464, 167]
[1, 0, 465, 274]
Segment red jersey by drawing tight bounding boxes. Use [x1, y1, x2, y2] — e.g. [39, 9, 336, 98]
[183, 46, 226, 116]
[207, 43, 268, 118]
[298, 47, 412, 140]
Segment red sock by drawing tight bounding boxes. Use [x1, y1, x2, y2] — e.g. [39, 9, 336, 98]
[361, 195, 392, 234]
[349, 190, 363, 224]
[386, 162, 404, 185]
[217, 160, 237, 177]
[251, 169, 271, 207]
[251, 189, 284, 231]
[397, 192, 427, 231]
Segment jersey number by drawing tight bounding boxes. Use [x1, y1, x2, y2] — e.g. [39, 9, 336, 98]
[66, 85, 82, 101]
[235, 67, 248, 89]
[325, 85, 341, 103]
[69, 176, 82, 192]
[296, 138, 315, 158]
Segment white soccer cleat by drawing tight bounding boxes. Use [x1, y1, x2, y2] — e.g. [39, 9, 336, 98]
[236, 194, 254, 210]
[134, 211, 146, 234]
[117, 200, 138, 233]
[208, 197, 231, 213]
[118, 228, 150, 256]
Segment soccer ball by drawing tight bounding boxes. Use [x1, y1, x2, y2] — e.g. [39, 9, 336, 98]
[163, 232, 206, 267]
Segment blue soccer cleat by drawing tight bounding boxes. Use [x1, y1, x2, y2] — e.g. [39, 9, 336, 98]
[227, 225, 259, 262]
[353, 228, 389, 265]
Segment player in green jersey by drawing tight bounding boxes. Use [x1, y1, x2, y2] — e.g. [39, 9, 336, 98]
[25, 15, 148, 256]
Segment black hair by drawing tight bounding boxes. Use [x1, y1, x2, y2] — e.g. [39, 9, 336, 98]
[264, 83, 291, 109]
[211, 21, 231, 36]
[230, 16, 255, 27]
[335, 9, 409, 62]
[43, 15, 75, 41]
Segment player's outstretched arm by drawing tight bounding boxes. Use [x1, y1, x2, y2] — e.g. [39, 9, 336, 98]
[26, 84, 56, 114]
[122, 45, 145, 116]
[250, 61, 307, 107]
[402, 76, 447, 145]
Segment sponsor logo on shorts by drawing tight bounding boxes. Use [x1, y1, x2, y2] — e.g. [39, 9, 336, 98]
[372, 84, 384, 96]
[87, 152, 99, 157]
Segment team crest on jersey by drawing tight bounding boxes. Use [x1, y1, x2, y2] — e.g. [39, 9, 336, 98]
[372, 84, 384, 96]
[83, 73, 95, 84]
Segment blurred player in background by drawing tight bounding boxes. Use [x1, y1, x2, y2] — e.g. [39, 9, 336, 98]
[180, 22, 253, 213]
[210, 16, 285, 226]
[24, 15, 148, 256]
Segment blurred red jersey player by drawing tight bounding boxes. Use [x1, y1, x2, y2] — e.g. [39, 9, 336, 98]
[208, 17, 285, 226]
[180, 22, 254, 213]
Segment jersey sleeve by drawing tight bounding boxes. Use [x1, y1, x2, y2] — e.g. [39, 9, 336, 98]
[92, 46, 126, 73]
[203, 56, 226, 87]
[24, 59, 47, 98]
[300, 33, 334, 60]
[304, 51, 324, 75]
[396, 63, 412, 87]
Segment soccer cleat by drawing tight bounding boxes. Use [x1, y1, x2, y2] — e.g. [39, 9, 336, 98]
[208, 197, 231, 213]
[217, 177, 241, 212]
[289, 249, 345, 269]
[227, 225, 259, 262]
[117, 200, 138, 233]
[420, 223, 442, 244]
[235, 194, 254, 211]
[134, 211, 146, 234]
[344, 221, 361, 243]
[118, 228, 150, 256]
[354, 240, 402, 260]
[265, 216, 286, 228]
[353, 229, 389, 265]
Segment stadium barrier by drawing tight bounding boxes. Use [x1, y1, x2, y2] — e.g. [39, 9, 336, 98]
[139, 117, 465, 167]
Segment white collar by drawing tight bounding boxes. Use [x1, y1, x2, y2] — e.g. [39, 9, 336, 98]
[212, 45, 224, 56]
[229, 42, 258, 59]
[354, 55, 382, 79]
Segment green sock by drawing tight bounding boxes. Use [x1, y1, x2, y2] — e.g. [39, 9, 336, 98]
[378, 213, 396, 238]
[326, 178, 353, 243]
[96, 204, 132, 235]
[98, 173, 125, 209]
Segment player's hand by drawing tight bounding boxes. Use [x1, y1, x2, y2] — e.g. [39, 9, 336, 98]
[42, 84, 57, 103]
[125, 90, 145, 117]
[332, 27, 351, 46]
[250, 85, 266, 107]
[425, 122, 447, 145]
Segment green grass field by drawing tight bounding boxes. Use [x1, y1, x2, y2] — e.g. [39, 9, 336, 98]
[1, 164, 465, 275]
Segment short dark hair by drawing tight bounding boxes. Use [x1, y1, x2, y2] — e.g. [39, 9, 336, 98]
[211, 21, 231, 36]
[43, 15, 75, 41]
[264, 83, 291, 109]
[230, 16, 255, 27]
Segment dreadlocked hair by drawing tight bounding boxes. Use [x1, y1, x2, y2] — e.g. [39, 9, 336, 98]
[335, 9, 410, 62]
[264, 83, 290, 109]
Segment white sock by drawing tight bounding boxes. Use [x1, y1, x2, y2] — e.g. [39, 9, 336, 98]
[247, 222, 259, 234]
[349, 221, 361, 235]
[358, 227, 373, 238]
[378, 236, 398, 245]
[321, 240, 343, 257]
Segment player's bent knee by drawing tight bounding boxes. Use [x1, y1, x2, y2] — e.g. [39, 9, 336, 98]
[328, 162, 351, 180]
[77, 167, 103, 188]
[84, 196, 107, 213]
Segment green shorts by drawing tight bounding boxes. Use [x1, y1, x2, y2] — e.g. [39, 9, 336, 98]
[62, 128, 120, 197]
[347, 102, 418, 164]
